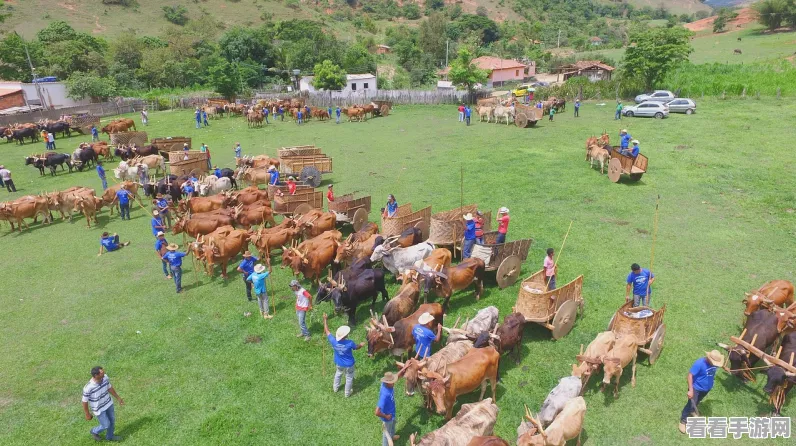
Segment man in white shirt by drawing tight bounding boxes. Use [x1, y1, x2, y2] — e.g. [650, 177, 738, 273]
[0, 165, 15, 192]
[81, 366, 125, 442]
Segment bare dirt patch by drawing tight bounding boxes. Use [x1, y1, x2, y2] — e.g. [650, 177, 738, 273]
[601, 217, 630, 226]
[58, 1, 78, 12]
[244, 335, 262, 344]
[93, 16, 107, 34]
[675, 145, 689, 150]
[685, 8, 756, 34]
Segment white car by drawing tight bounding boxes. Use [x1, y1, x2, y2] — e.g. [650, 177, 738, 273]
[634, 90, 675, 103]
[622, 102, 669, 119]
[665, 98, 697, 114]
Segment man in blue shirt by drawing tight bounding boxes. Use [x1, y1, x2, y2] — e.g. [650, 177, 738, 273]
[247, 263, 272, 319]
[462, 213, 476, 259]
[465, 105, 471, 126]
[162, 244, 188, 293]
[214, 166, 222, 179]
[181, 180, 195, 198]
[376, 371, 404, 446]
[324, 313, 366, 397]
[268, 166, 279, 185]
[113, 185, 133, 220]
[384, 194, 398, 218]
[154, 232, 171, 279]
[98, 232, 130, 256]
[96, 161, 107, 191]
[155, 194, 171, 229]
[202, 109, 209, 127]
[626, 263, 655, 307]
[278, 106, 285, 121]
[236, 251, 259, 301]
[263, 106, 269, 124]
[151, 211, 165, 236]
[234, 142, 242, 158]
[304, 105, 311, 121]
[194, 108, 201, 129]
[619, 129, 632, 153]
[91, 125, 99, 142]
[574, 100, 581, 117]
[327, 106, 332, 121]
[679, 351, 724, 434]
[296, 110, 303, 125]
[412, 312, 441, 358]
[335, 107, 341, 124]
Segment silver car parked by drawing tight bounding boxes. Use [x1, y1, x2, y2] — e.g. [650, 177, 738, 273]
[622, 102, 669, 119]
[665, 98, 697, 114]
[634, 90, 675, 103]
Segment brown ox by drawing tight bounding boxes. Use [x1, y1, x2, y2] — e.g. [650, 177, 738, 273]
[281, 229, 342, 267]
[90, 142, 112, 160]
[0, 196, 52, 231]
[494, 312, 526, 365]
[383, 281, 421, 326]
[101, 119, 136, 134]
[423, 346, 500, 420]
[202, 229, 249, 278]
[342, 107, 365, 122]
[298, 211, 336, 239]
[743, 280, 795, 316]
[237, 155, 280, 170]
[46, 187, 95, 221]
[397, 339, 473, 397]
[601, 333, 638, 398]
[586, 144, 610, 174]
[420, 258, 486, 310]
[518, 397, 587, 446]
[774, 302, 796, 333]
[232, 185, 270, 205]
[172, 215, 236, 239]
[469, 437, 510, 446]
[334, 233, 382, 265]
[353, 222, 379, 241]
[234, 203, 276, 229]
[247, 111, 264, 127]
[236, 167, 271, 187]
[367, 303, 443, 358]
[415, 248, 452, 271]
[74, 195, 104, 228]
[571, 331, 615, 390]
[179, 194, 232, 214]
[250, 226, 301, 259]
[381, 227, 423, 249]
[285, 237, 339, 286]
[100, 181, 140, 215]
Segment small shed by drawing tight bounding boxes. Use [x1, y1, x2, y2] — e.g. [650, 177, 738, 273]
[589, 36, 603, 46]
[376, 45, 392, 55]
[437, 80, 456, 91]
[559, 60, 615, 82]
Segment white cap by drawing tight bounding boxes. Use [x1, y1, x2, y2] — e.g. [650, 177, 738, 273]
[418, 312, 434, 324]
[499, 207, 509, 213]
[631, 139, 639, 145]
[336, 325, 351, 341]
[621, 129, 628, 133]
[156, 231, 165, 237]
[463, 213, 473, 221]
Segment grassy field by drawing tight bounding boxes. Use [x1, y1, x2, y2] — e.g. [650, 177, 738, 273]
[1, 100, 795, 445]
[595, 0, 711, 15]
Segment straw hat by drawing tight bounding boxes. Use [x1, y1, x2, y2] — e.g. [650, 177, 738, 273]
[336, 325, 351, 341]
[499, 207, 509, 214]
[631, 140, 639, 145]
[620, 129, 628, 134]
[705, 350, 724, 367]
[183, 143, 188, 147]
[381, 372, 399, 384]
[463, 213, 473, 221]
[153, 210, 159, 216]
[268, 166, 275, 171]
[418, 312, 434, 325]
[254, 264, 266, 273]
[156, 231, 165, 237]
[166, 243, 179, 251]
[243, 251, 252, 258]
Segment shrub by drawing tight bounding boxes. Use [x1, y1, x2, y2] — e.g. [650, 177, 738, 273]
[162, 5, 189, 25]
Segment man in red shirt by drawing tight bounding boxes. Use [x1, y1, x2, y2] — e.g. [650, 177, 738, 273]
[287, 176, 297, 195]
[458, 104, 465, 122]
[327, 184, 334, 203]
[496, 207, 510, 244]
[474, 210, 485, 244]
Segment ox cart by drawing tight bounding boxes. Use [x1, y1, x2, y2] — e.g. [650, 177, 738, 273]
[607, 148, 648, 183]
[151, 137, 191, 153]
[371, 100, 393, 117]
[513, 102, 544, 128]
[472, 232, 533, 289]
[514, 270, 583, 339]
[328, 194, 371, 231]
[277, 145, 333, 188]
[267, 183, 313, 199]
[427, 205, 491, 257]
[607, 301, 666, 364]
[272, 189, 323, 216]
[381, 203, 431, 239]
[64, 113, 100, 135]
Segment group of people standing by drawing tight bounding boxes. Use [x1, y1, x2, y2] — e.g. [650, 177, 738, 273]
[461, 207, 510, 259]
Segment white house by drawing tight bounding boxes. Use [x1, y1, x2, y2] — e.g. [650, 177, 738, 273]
[299, 73, 378, 94]
[0, 80, 90, 109]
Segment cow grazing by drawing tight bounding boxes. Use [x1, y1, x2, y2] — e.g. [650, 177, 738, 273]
[762, 332, 796, 415]
[383, 281, 421, 326]
[571, 331, 616, 389]
[315, 266, 388, 326]
[202, 229, 249, 278]
[422, 346, 500, 420]
[371, 241, 435, 279]
[367, 303, 443, 357]
[538, 376, 582, 428]
[743, 280, 795, 316]
[419, 258, 486, 310]
[399, 340, 473, 398]
[720, 309, 781, 381]
[587, 144, 610, 174]
[409, 399, 499, 446]
[601, 333, 638, 398]
[518, 397, 586, 446]
[284, 237, 339, 286]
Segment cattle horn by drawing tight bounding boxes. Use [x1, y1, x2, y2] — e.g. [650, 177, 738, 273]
[716, 343, 730, 351]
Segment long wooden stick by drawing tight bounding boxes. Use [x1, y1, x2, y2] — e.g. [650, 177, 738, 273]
[646, 195, 660, 304]
[545, 220, 573, 292]
[266, 240, 276, 316]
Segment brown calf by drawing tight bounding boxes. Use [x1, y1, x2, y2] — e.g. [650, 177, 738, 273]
[383, 281, 421, 326]
[601, 333, 638, 398]
[367, 303, 443, 358]
[743, 280, 795, 316]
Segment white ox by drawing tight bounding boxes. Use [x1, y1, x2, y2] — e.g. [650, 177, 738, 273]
[113, 161, 140, 181]
[538, 376, 583, 427]
[493, 105, 515, 125]
[197, 175, 233, 196]
[410, 398, 498, 446]
[371, 241, 435, 278]
[446, 306, 500, 344]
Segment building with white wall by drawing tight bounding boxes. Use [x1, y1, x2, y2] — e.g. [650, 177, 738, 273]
[299, 73, 378, 94]
[0, 80, 90, 109]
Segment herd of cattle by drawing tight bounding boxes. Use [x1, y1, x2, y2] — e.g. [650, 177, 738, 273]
[475, 97, 566, 125]
[1, 117, 138, 146]
[200, 98, 384, 126]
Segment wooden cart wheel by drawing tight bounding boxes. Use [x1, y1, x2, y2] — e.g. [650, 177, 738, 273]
[607, 158, 622, 183]
[515, 113, 528, 128]
[629, 173, 643, 182]
[380, 105, 390, 116]
[414, 220, 429, 241]
[649, 324, 666, 365]
[528, 120, 537, 127]
[352, 208, 368, 232]
[300, 166, 322, 188]
[552, 299, 579, 340]
[496, 255, 522, 289]
[293, 203, 312, 216]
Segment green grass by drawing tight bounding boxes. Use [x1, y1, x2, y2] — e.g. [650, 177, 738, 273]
[1, 100, 795, 445]
[595, 0, 711, 15]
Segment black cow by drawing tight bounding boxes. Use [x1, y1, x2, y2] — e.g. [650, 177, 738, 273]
[763, 332, 796, 415]
[149, 175, 187, 204]
[39, 121, 72, 138]
[10, 127, 39, 144]
[315, 265, 388, 326]
[216, 168, 238, 189]
[73, 147, 98, 171]
[131, 144, 160, 157]
[114, 146, 134, 160]
[727, 310, 780, 381]
[36, 153, 71, 176]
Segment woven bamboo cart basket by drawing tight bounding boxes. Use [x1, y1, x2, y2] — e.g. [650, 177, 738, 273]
[381, 203, 432, 238]
[267, 183, 313, 198]
[278, 145, 320, 157]
[427, 204, 492, 247]
[152, 137, 191, 152]
[329, 194, 371, 231]
[514, 269, 584, 339]
[110, 131, 148, 146]
[169, 158, 207, 176]
[168, 150, 206, 164]
[273, 189, 323, 216]
[66, 114, 100, 135]
[607, 301, 666, 364]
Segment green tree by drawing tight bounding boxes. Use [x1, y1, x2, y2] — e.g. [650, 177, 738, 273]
[312, 60, 347, 90]
[65, 72, 118, 101]
[110, 30, 144, 70]
[207, 59, 242, 100]
[754, 0, 787, 31]
[713, 14, 728, 32]
[163, 5, 189, 25]
[219, 26, 273, 65]
[0, 32, 40, 81]
[622, 27, 693, 90]
[419, 13, 448, 64]
[448, 48, 488, 94]
[342, 44, 376, 73]
[456, 14, 500, 45]
[403, 3, 421, 19]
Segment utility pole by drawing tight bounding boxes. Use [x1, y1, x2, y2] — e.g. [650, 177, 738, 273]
[445, 39, 449, 68]
[557, 29, 562, 49]
[23, 40, 46, 110]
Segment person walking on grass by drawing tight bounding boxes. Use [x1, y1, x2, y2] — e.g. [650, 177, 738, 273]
[336, 106, 341, 124]
[234, 142, 242, 159]
[194, 108, 201, 129]
[626, 263, 655, 307]
[98, 232, 130, 256]
[263, 106, 270, 124]
[465, 105, 472, 126]
[248, 263, 272, 319]
[81, 366, 124, 442]
[290, 279, 312, 341]
[462, 213, 476, 259]
[48, 132, 56, 150]
[548, 106, 556, 122]
[112, 184, 134, 221]
[0, 165, 16, 192]
[376, 371, 405, 446]
[458, 104, 465, 122]
[162, 243, 188, 293]
[543, 248, 556, 290]
[155, 232, 171, 280]
[95, 161, 107, 191]
[615, 100, 623, 120]
[202, 109, 209, 127]
[328, 106, 333, 122]
[574, 99, 581, 117]
[679, 351, 724, 434]
[237, 251, 259, 301]
[297, 109, 303, 125]
[324, 313, 365, 397]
